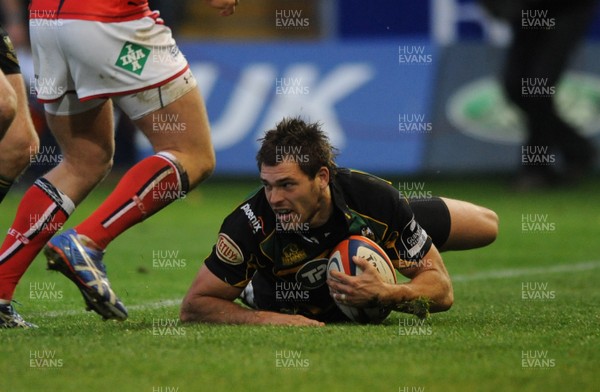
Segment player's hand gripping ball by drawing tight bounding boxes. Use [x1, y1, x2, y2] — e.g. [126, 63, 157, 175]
[327, 235, 397, 323]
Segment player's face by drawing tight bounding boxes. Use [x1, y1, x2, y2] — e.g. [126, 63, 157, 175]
[260, 161, 331, 228]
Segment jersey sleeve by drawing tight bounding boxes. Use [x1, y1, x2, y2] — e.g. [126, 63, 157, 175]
[203, 212, 257, 288]
[345, 170, 432, 265]
[395, 197, 433, 265]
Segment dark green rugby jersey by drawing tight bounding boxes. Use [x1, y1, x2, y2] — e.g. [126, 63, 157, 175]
[204, 168, 435, 321]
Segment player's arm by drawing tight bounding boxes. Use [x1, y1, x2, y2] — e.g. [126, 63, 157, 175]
[180, 264, 324, 326]
[328, 245, 453, 314]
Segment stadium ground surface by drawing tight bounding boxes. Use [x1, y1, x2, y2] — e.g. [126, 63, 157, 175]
[2, 174, 599, 392]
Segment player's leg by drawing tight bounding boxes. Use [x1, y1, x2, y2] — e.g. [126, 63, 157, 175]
[133, 80, 215, 187]
[0, 73, 40, 203]
[72, 72, 215, 251]
[0, 69, 18, 204]
[0, 69, 17, 138]
[0, 28, 41, 327]
[44, 79, 213, 321]
[0, 99, 116, 320]
[42, 100, 115, 202]
[437, 197, 498, 251]
[409, 197, 498, 252]
[41, 99, 131, 320]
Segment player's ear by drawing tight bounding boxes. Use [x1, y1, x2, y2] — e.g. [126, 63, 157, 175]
[316, 166, 329, 189]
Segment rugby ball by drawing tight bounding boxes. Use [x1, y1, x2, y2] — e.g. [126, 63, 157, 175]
[327, 235, 397, 324]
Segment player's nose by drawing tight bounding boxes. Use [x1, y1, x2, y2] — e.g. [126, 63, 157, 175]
[267, 187, 284, 205]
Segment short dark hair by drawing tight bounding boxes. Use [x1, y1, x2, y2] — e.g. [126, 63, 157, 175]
[256, 117, 338, 178]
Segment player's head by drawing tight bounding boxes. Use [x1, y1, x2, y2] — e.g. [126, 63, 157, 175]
[257, 117, 338, 229]
[256, 117, 337, 178]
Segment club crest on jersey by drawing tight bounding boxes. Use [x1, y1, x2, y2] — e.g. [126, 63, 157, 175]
[115, 41, 150, 75]
[281, 243, 307, 266]
[216, 233, 244, 265]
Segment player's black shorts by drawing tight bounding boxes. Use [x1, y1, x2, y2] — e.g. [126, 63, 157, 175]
[408, 196, 451, 249]
[0, 25, 21, 75]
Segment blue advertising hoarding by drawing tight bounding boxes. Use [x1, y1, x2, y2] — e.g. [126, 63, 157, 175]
[156, 40, 438, 175]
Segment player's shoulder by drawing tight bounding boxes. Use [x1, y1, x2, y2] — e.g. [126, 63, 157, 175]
[334, 168, 398, 201]
[221, 186, 273, 238]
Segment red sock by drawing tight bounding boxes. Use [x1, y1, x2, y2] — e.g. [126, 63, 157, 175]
[0, 178, 75, 300]
[76, 152, 189, 250]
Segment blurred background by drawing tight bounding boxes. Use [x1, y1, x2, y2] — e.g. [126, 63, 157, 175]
[3, 0, 600, 181]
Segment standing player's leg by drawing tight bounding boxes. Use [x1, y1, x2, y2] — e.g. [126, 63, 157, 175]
[39, 99, 131, 320]
[0, 73, 40, 203]
[69, 74, 214, 252]
[0, 98, 116, 323]
[0, 69, 17, 139]
[44, 72, 214, 320]
[0, 68, 40, 328]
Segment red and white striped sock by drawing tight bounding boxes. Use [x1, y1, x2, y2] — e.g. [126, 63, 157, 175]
[0, 178, 75, 300]
[76, 152, 189, 250]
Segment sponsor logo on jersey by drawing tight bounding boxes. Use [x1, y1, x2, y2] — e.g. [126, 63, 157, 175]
[115, 41, 151, 75]
[400, 218, 428, 259]
[216, 233, 244, 265]
[240, 203, 264, 235]
[295, 258, 328, 289]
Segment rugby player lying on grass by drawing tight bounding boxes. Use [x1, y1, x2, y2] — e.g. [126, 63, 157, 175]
[181, 117, 498, 326]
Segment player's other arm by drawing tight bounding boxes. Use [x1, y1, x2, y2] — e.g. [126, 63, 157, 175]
[328, 245, 453, 313]
[180, 264, 324, 326]
[388, 245, 453, 313]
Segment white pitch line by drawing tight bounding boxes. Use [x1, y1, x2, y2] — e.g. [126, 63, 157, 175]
[452, 260, 600, 282]
[32, 299, 181, 318]
[30, 261, 600, 318]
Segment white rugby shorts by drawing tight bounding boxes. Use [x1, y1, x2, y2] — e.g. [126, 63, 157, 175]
[30, 16, 196, 120]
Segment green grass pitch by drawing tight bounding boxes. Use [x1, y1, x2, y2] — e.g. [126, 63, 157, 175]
[2, 174, 599, 391]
